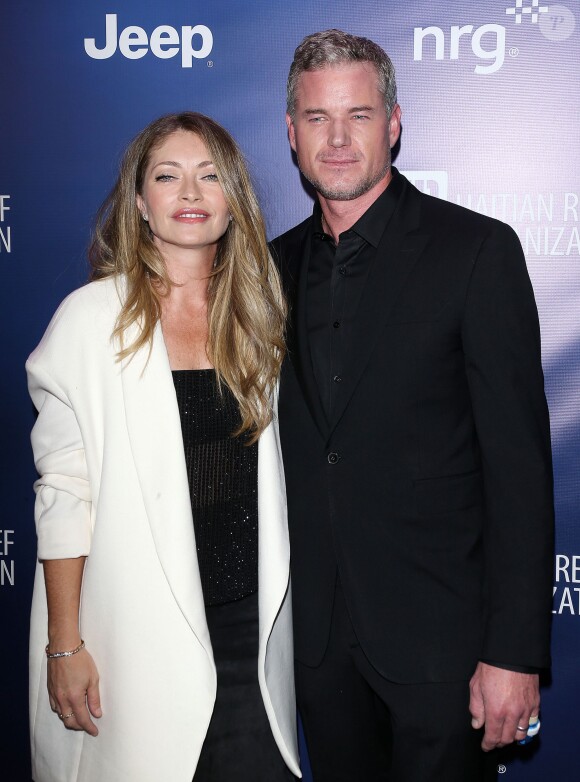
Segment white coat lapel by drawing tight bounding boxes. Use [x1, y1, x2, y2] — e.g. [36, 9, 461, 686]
[256, 409, 298, 769]
[120, 320, 210, 649]
[257, 410, 290, 641]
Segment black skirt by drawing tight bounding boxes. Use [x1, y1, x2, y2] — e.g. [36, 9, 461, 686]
[193, 591, 297, 781]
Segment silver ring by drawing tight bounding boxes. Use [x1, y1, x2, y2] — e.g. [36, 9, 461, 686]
[517, 725, 527, 732]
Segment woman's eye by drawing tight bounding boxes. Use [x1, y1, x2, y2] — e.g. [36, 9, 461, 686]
[203, 173, 219, 182]
[155, 174, 175, 182]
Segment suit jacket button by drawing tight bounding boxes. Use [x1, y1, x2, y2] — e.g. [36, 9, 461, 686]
[327, 452, 340, 464]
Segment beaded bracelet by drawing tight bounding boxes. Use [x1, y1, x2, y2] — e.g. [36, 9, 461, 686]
[45, 640, 85, 659]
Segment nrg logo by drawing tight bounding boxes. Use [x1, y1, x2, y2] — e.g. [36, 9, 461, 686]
[413, 1, 560, 75]
[84, 14, 213, 67]
[413, 22, 506, 75]
[410, 0, 554, 76]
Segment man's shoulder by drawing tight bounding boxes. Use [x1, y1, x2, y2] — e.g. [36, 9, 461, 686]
[405, 178, 516, 242]
[271, 215, 312, 253]
[269, 215, 313, 284]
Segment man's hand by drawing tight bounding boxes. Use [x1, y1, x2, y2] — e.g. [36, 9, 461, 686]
[469, 662, 540, 751]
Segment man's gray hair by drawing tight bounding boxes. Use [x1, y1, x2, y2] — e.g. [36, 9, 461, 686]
[287, 29, 397, 119]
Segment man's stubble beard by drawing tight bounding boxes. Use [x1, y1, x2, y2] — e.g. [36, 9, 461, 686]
[298, 156, 391, 202]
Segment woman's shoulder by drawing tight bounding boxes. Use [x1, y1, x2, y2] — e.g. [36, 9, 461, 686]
[56, 276, 124, 320]
[27, 276, 125, 369]
[45, 276, 125, 331]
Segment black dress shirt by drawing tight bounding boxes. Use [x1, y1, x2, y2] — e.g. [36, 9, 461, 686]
[307, 170, 404, 422]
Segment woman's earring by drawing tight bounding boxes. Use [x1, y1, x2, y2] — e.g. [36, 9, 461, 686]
[142, 212, 149, 222]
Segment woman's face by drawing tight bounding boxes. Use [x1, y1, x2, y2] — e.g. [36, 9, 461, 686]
[137, 130, 230, 260]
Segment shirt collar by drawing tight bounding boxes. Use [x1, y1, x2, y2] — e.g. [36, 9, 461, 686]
[312, 167, 405, 247]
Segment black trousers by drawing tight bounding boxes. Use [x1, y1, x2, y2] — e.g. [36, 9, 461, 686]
[295, 579, 497, 782]
[193, 591, 296, 782]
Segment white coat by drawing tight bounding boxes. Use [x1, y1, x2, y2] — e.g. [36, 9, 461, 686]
[27, 277, 300, 782]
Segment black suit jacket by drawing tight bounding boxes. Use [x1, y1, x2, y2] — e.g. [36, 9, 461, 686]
[271, 174, 554, 683]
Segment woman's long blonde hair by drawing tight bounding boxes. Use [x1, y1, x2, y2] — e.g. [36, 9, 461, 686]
[89, 112, 285, 442]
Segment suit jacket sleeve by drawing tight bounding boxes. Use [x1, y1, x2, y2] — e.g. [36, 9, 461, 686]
[462, 221, 554, 669]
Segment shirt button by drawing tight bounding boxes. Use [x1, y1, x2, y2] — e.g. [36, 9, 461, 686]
[333, 321, 341, 329]
[327, 452, 340, 464]
[333, 375, 342, 383]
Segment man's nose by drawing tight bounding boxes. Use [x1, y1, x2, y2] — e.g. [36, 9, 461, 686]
[327, 119, 351, 148]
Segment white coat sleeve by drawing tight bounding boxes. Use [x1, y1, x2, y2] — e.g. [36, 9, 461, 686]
[27, 360, 92, 560]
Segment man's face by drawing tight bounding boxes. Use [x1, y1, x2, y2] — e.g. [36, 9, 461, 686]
[286, 62, 401, 202]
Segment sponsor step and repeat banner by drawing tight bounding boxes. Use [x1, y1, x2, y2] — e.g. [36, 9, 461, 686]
[2, 1, 578, 779]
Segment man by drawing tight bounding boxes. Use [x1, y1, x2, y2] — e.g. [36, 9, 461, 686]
[271, 30, 554, 782]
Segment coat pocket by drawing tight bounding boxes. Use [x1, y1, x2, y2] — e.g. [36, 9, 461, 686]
[414, 469, 483, 516]
[384, 300, 449, 325]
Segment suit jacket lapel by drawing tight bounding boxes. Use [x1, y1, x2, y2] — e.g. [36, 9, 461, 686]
[328, 185, 430, 436]
[289, 229, 329, 440]
[120, 321, 210, 648]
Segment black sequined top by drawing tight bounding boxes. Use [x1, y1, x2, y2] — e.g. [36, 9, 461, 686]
[172, 369, 258, 606]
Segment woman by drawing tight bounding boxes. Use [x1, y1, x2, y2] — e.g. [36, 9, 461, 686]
[27, 112, 300, 782]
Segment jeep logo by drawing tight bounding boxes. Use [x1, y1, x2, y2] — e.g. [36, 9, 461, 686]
[84, 14, 213, 67]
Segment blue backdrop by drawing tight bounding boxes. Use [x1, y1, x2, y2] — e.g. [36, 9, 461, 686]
[2, 1, 579, 779]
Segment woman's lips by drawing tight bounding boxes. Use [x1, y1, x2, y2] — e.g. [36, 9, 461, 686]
[172, 209, 210, 221]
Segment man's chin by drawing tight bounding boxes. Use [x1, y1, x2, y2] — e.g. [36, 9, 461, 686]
[301, 169, 390, 202]
[310, 179, 373, 201]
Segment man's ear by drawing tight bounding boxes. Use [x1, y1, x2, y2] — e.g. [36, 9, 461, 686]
[286, 113, 297, 153]
[389, 104, 402, 149]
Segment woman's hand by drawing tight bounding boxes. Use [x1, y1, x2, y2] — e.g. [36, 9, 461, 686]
[42, 558, 101, 735]
[47, 646, 102, 736]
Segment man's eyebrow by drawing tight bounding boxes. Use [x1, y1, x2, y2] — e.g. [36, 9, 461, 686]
[302, 106, 376, 115]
